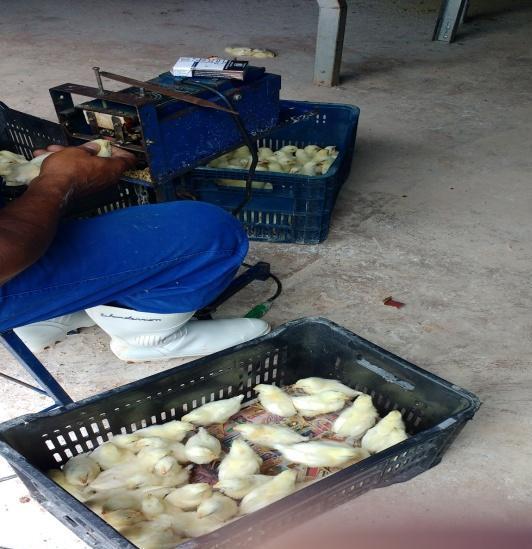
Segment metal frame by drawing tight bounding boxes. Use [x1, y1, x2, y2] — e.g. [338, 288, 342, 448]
[0, 262, 271, 408]
[432, 0, 470, 42]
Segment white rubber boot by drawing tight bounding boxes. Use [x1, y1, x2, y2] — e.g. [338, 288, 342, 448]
[13, 311, 96, 352]
[85, 305, 270, 362]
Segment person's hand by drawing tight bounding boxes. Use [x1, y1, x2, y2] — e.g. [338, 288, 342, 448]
[33, 142, 136, 200]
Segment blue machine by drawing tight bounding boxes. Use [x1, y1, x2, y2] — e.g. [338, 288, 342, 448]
[49, 68, 281, 191]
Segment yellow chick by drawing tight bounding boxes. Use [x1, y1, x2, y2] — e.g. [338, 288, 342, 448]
[214, 474, 272, 499]
[166, 511, 223, 537]
[265, 160, 283, 173]
[133, 436, 169, 452]
[121, 521, 181, 549]
[325, 145, 339, 157]
[217, 438, 262, 480]
[140, 493, 166, 519]
[234, 423, 307, 448]
[333, 394, 379, 438]
[240, 470, 297, 515]
[91, 442, 134, 470]
[165, 482, 212, 510]
[47, 469, 91, 501]
[303, 145, 321, 156]
[109, 433, 140, 451]
[181, 395, 244, 426]
[277, 157, 296, 172]
[361, 410, 408, 453]
[255, 384, 296, 417]
[102, 508, 144, 532]
[168, 441, 189, 464]
[258, 147, 274, 160]
[275, 441, 369, 468]
[314, 149, 331, 161]
[197, 493, 238, 521]
[295, 149, 312, 165]
[294, 377, 361, 398]
[137, 420, 194, 442]
[291, 390, 350, 417]
[63, 454, 100, 487]
[184, 427, 222, 464]
[301, 161, 320, 176]
[279, 145, 297, 155]
[318, 158, 335, 174]
[231, 145, 251, 159]
[153, 456, 179, 477]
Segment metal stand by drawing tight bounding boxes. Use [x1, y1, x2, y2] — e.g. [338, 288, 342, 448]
[0, 330, 73, 406]
[433, 0, 470, 42]
[314, 0, 347, 86]
[0, 262, 271, 408]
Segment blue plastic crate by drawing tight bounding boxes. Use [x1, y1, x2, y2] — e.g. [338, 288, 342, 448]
[185, 100, 360, 244]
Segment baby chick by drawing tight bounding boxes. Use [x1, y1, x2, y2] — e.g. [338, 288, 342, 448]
[231, 145, 251, 160]
[234, 424, 307, 448]
[255, 384, 296, 417]
[47, 469, 90, 501]
[109, 433, 140, 451]
[133, 436, 170, 452]
[91, 442, 134, 470]
[314, 148, 331, 162]
[318, 157, 335, 174]
[140, 493, 166, 519]
[275, 441, 369, 468]
[291, 390, 350, 417]
[137, 420, 194, 442]
[333, 394, 379, 438]
[279, 145, 297, 155]
[214, 475, 272, 499]
[361, 410, 408, 454]
[185, 427, 222, 464]
[265, 160, 284, 173]
[294, 377, 361, 398]
[258, 147, 274, 161]
[121, 521, 181, 549]
[165, 482, 212, 510]
[181, 395, 244, 426]
[295, 148, 312, 165]
[240, 470, 297, 515]
[168, 441, 189, 464]
[167, 511, 223, 538]
[197, 493, 238, 522]
[102, 508, 144, 532]
[303, 145, 321, 156]
[217, 438, 262, 480]
[63, 454, 100, 487]
[153, 455, 179, 477]
[300, 161, 320, 176]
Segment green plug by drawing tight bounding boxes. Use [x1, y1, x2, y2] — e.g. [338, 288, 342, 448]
[245, 301, 273, 319]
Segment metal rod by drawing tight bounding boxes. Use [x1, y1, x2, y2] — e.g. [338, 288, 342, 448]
[99, 70, 237, 114]
[0, 370, 49, 395]
[92, 66, 105, 94]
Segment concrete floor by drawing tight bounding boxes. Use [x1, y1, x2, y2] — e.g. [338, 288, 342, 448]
[1, 0, 532, 547]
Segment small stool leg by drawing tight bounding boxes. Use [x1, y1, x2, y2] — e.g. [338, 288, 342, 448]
[0, 330, 73, 406]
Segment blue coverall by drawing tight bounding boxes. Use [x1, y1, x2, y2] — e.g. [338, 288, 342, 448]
[0, 201, 248, 331]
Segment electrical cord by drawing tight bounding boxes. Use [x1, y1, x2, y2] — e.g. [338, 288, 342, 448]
[182, 78, 258, 216]
[242, 261, 282, 304]
[182, 79, 282, 317]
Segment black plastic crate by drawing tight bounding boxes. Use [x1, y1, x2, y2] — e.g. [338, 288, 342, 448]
[184, 100, 360, 244]
[0, 317, 480, 549]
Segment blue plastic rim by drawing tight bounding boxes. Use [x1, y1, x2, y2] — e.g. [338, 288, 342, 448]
[186, 100, 360, 244]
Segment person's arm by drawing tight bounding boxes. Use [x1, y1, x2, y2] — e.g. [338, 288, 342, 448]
[0, 144, 135, 285]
